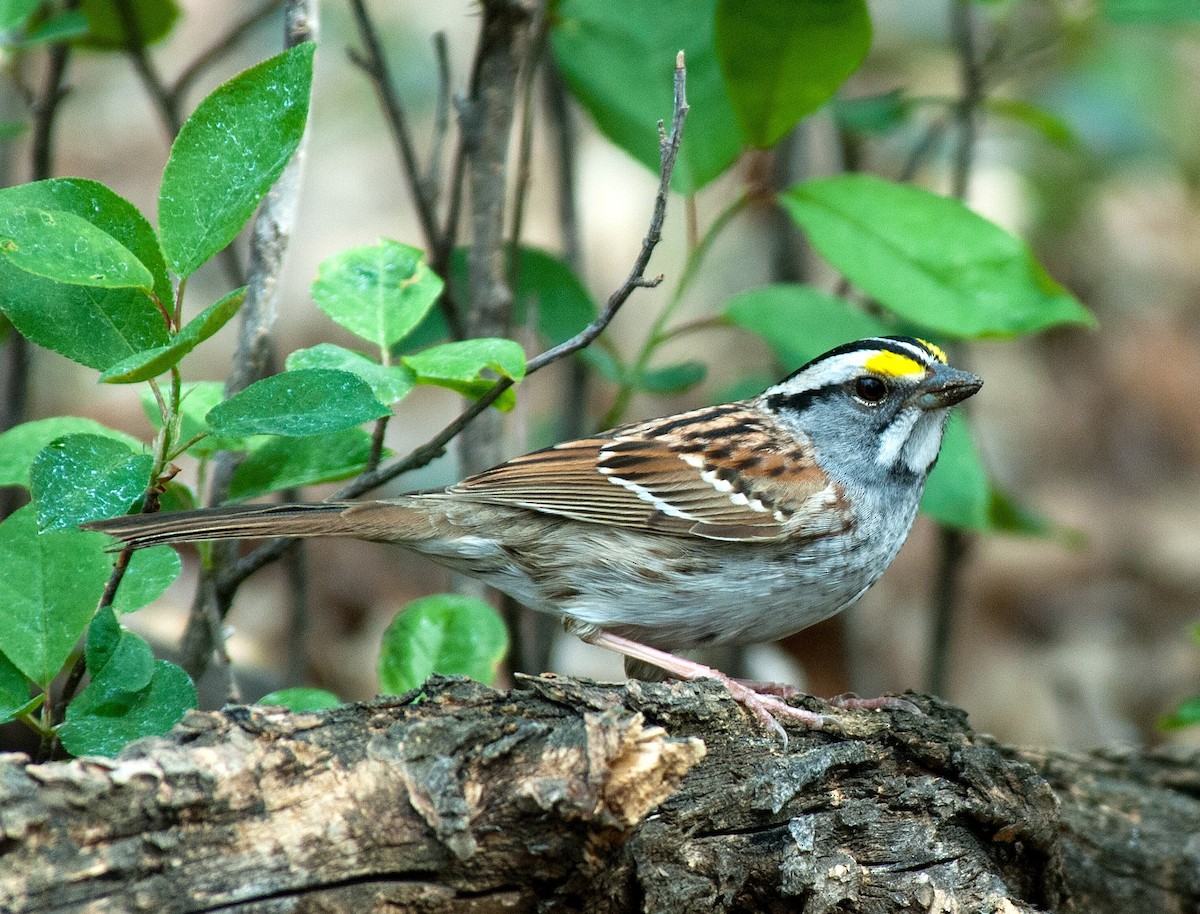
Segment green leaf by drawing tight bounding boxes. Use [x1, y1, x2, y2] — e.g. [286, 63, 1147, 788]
[551, 0, 742, 192]
[205, 369, 390, 438]
[377, 594, 508, 694]
[0, 121, 27, 140]
[725, 283, 888, 367]
[404, 338, 525, 410]
[0, 177, 171, 304]
[0, 0, 39, 31]
[0, 258, 169, 370]
[30, 434, 152, 532]
[404, 338, 526, 383]
[59, 656, 196, 757]
[0, 649, 39, 725]
[22, 9, 88, 44]
[159, 43, 314, 277]
[228, 429, 377, 502]
[76, 0, 179, 49]
[0, 178, 172, 370]
[140, 381, 250, 456]
[510, 247, 597, 346]
[1160, 695, 1200, 731]
[1105, 0, 1200, 23]
[715, 0, 871, 148]
[987, 487, 1058, 539]
[311, 240, 444, 350]
[832, 89, 910, 134]
[636, 360, 707, 394]
[286, 343, 416, 405]
[0, 505, 111, 686]
[920, 414, 990, 530]
[986, 98, 1079, 150]
[0, 417, 141, 487]
[82, 606, 156, 700]
[780, 175, 1095, 338]
[257, 687, 340, 711]
[111, 546, 181, 615]
[100, 287, 246, 383]
[0, 204, 153, 289]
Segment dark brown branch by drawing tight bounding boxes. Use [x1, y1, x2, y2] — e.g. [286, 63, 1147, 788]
[215, 53, 690, 597]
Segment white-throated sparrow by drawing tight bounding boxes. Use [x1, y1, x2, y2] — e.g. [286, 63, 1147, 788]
[86, 336, 981, 734]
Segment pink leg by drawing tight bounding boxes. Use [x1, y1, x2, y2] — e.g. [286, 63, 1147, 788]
[583, 630, 843, 740]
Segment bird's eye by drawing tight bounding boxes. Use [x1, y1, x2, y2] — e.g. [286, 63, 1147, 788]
[854, 376, 888, 404]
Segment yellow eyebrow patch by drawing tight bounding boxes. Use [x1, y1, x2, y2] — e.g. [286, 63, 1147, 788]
[918, 338, 948, 364]
[863, 350, 926, 378]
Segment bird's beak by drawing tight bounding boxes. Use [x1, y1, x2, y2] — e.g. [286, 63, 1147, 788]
[912, 365, 982, 410]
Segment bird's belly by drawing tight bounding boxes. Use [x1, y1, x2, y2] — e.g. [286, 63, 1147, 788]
[426, 526, 894, 651]
[561, 535, 885, 649]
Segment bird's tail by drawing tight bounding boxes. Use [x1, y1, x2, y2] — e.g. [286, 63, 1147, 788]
[82, 501, 420, 551]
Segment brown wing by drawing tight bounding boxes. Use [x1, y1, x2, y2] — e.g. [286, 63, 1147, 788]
[439, 402, 846, 542]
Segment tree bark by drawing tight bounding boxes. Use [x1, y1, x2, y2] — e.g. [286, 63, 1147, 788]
[0, 676, 1196, 913]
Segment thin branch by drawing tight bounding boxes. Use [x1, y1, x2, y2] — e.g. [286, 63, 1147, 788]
[181, 0, 317, 680]
[113, 0, 181, 136]
[543, 58, 588, 453]
[926, 0, 984, 698]
[216, 52, 691, 597]
[170, 0, 285, 104]
[424, 31, 452, 211]
[28, 0, 79, 181]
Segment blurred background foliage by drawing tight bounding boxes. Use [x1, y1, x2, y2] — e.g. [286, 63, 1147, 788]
[0, 0, 1198, 751]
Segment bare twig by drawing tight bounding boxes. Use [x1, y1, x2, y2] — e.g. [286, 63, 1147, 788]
[216, 52, 690, 597]
[170, 0, 285, 104]
[926, 0, 984, 698]
[181, 0, 318, 680]
[424, 32, 452, 210]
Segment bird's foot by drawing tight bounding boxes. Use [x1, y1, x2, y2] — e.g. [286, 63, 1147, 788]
[580, 629, 842, 743]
